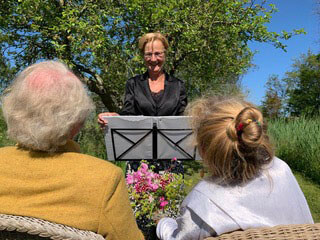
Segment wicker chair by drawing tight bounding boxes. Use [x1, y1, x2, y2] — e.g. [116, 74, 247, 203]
[205, 223, 320, 240]
[0, 214, 104, 240]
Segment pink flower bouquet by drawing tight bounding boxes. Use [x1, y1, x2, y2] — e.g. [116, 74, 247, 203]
[126, 160, 188, 227]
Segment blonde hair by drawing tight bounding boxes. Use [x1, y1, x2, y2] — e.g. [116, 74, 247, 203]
[1, 60, 95, 152]
[187, 96, 273, 184]
[138, 32, 169, 54]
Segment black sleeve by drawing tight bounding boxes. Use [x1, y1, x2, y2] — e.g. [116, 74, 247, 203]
[119, 79, 136, 115]
[177, 80, 188, 115]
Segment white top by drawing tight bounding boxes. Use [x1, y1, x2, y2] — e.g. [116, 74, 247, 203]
[157, 157, 313, 240]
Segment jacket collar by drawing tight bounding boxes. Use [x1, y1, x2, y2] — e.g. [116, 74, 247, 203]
[139, 71, 173, 111]
[141, 71, 173, 82]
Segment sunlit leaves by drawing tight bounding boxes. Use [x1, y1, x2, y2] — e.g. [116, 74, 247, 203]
[0, 0, 304, 110]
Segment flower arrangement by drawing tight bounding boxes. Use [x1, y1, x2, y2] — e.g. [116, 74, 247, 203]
[126, 160, 188, 230]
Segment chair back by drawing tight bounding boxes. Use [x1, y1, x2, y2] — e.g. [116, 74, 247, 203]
[0, 214, 104, 240]
[205, 223, 320, 240]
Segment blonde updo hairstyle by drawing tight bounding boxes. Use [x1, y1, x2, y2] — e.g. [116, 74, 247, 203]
[1, 60, 95, 152]
[187, 96, 273, 184]
[138, 32, 169, 55]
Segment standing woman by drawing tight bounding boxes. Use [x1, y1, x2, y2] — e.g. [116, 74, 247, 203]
[98, 32, 188, 172]
[98, 32, 187, 122]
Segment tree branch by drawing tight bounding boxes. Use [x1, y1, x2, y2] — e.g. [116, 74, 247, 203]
[71, 62, 119, 112]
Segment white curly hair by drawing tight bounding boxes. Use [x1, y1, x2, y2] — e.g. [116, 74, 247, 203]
[1, 60, 95, 152]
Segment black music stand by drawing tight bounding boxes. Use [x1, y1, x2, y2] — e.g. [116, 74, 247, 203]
[104, 116, 201, 162]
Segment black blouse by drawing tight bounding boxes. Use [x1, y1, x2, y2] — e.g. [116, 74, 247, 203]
[119, 71, 188, 116]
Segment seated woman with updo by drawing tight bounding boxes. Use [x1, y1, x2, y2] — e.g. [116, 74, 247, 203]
[156, 96, 313, 240]
[0, 61, 144, 240]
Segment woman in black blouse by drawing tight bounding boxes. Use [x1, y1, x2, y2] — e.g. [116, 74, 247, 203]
[98, 32, 187, 172]
[98, 32, 188, 124]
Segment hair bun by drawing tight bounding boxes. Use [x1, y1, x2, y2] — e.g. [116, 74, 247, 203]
[235, 107, 263, 147]
[186, 96, 273, 183]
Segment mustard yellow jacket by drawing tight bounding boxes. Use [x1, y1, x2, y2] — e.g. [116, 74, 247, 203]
[0, 141, 144, 240]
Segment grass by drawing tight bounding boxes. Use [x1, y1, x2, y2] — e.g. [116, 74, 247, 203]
[294, 171, 320, 222]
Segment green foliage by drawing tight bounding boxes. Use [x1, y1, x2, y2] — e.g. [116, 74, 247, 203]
[76, 113, 107, 160]
[0, 109, 15, 147]
[0, 0, 304, 108]
[261, 74, 286, 118]
[268, 116, 320, 184]
[284, 52, 320, 116]
[76, 113, 126, 171]
[264, 52, 320, 117]
[0, 56, 16, 92]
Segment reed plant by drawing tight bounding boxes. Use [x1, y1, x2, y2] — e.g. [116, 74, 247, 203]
[268, 116, 320, 184]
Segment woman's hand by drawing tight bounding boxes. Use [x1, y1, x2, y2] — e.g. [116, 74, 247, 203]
[98, 112, 119, 128]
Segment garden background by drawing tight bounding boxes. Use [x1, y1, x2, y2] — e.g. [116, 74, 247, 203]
[0, 0, 319, 222]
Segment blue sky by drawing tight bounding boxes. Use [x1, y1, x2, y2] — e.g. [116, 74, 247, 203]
[242, 0, 319, 105]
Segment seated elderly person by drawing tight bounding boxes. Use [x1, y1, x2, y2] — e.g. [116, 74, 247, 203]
[0, 61, 144, 240]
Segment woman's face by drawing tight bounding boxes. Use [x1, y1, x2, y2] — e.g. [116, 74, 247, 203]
[143, 39, 166, 75]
